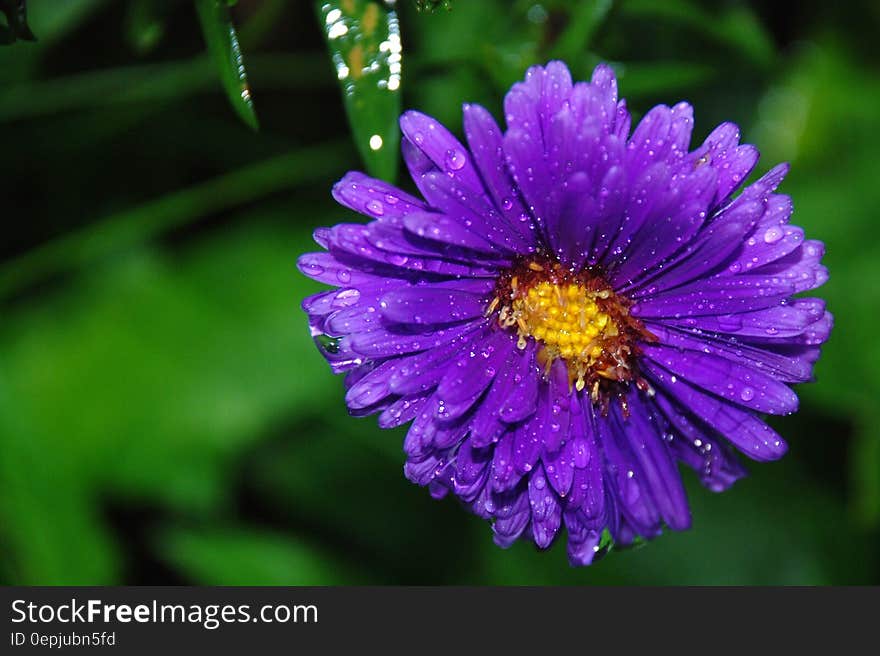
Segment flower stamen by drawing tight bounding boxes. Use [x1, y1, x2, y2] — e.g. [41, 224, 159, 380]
[491, 257, 656, 401]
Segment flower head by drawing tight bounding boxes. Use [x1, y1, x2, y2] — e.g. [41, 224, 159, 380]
[298, 61, 832, 565]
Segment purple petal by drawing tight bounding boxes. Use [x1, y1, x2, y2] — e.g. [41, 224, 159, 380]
[347, 319, 485, 359]
[564, 401, 605, 518]
[416, 171, 528, 253]
[378, 391, 431, 429]
[490, 430, 519, 493]
[297, 251, 385, 287]
[541, 359, 572, 455]
[642, 344, 799, 415]
[453, 437, 491, 501]
[462, 103, 537, 247]
[642, 361, 788, 461]
[332, 171, 426, 226]
[330, 223, 500, 277]
[564, 515, 603, 567]
[380, 282, 490, 327]
[615, 394, 691, 530]
[610, 165, 717, 287]
[400, 110, 485, 193]
[528, 463, 563, 548]
[590, 63, 619, 105]
[652, 392, 747, 493]
[597, 413, 663, 537]
[665, 298, 827, 340]
[544, 437, 575, 499]
[512, 413, 543, 478]
[631, 199, 764, 295]
[750, 240, 828, 294]
[387, 341, 462, 395]
[647, 322, 817, 383]
[492, 488, 531, 548]
[498, 343, 540, 423]
[632, 275, 796, 318]
[434, 330, 515, 421]
[403, 211, 502, 255]
[469, 349, 530, 448]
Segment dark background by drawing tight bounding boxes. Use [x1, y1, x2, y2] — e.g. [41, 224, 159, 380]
[0, 0, 878, 585]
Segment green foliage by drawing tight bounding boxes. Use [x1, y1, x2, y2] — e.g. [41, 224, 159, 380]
[414, 0, 452, 12]
[620, 0, 775, 69]
[0, 142, 350, 300]
[0, 0, 35, 44]
[158, 527, 366, 585]
[195, 0, 258, 130]
[0, 0, 878, 586]
[316, 0, 402, 181]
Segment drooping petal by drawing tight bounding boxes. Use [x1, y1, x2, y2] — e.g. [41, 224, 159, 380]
[642, 343, 799, 415]
[642, 361, 789, 461]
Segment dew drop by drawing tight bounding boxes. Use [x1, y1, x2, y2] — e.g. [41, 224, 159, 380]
[366, 199, 385, 216]
[763, 226, 784, 244]
[444, 148, 466, 171]
[740, 387, 755, 402]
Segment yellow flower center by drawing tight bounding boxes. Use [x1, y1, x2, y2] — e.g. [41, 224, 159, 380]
[490, 259, 654, 400]
[510, 281, 617, 364]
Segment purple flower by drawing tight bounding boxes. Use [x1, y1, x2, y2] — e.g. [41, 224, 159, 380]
[298, 61, 832, 566]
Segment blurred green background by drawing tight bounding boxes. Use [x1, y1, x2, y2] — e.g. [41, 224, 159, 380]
[1, 0, 878, 585]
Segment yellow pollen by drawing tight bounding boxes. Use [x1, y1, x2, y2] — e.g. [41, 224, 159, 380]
[490, 257, 656, 403]
[509, 281, 616, 369]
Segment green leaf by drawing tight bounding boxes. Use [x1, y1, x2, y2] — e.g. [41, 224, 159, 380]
[620, 0, 775, 69]
[547, 0, 613, 61]
[157, 526, 366, 585]
[852, 416, 880, 527]
[317, 1, 402, 182]
[0, 53, 331, 121]
[415, 0, 453, 11]
[0, 219, 343, 582]
[0, 0, 35, 44]
[24, 0, 106, 43]
[614, 60, 714, 99]
[195, 0, 258, 130]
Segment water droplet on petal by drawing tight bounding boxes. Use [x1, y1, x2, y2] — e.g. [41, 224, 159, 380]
[763, 226, 783, 243]
[444, 148, 466, 171]
[366, 199, 385, 216]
